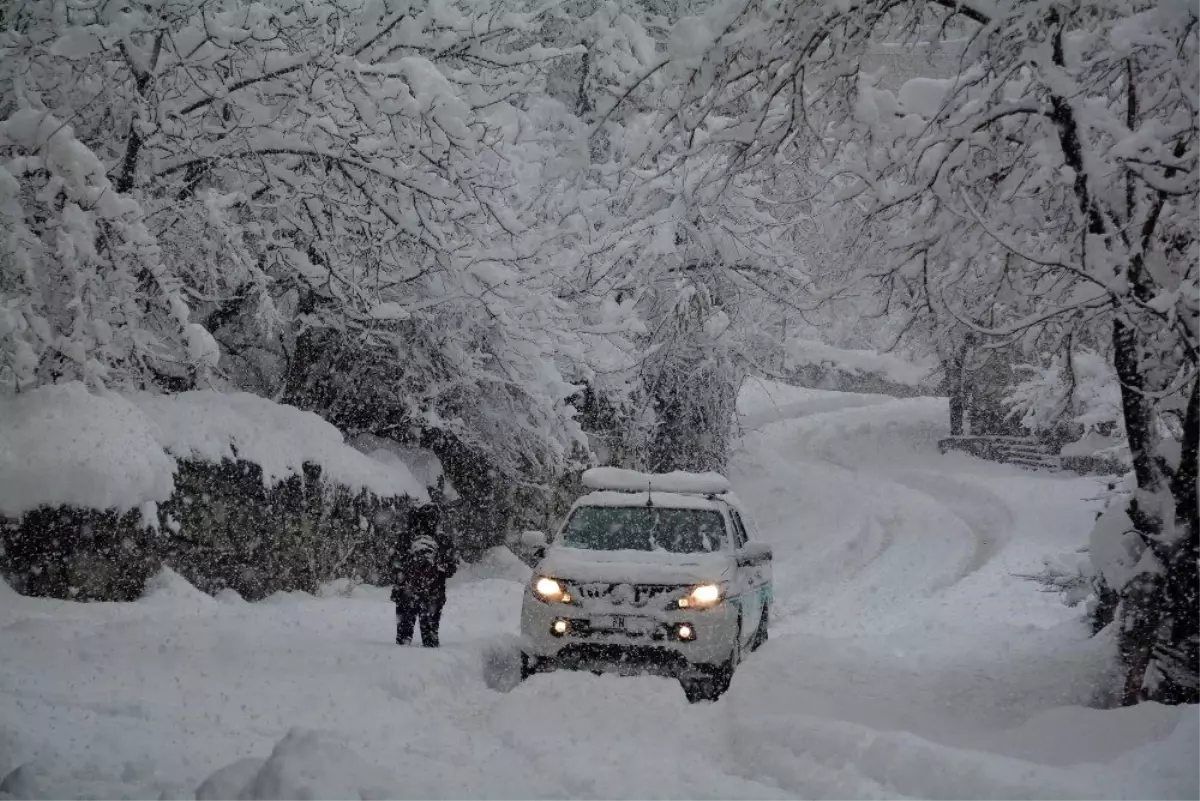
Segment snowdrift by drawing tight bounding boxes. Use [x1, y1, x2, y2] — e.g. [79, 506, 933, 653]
[139, 566, 216, 612]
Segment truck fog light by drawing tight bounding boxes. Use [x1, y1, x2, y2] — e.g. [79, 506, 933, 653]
[677, 624, 694, 641]
[552, 619, 569, 635]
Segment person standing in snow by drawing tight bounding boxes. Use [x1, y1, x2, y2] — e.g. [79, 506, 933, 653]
[391, 503, 457, 647]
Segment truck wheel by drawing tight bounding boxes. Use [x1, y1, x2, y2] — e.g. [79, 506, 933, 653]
[520, 652, 538, 680]
[680, 618, 739, 703]
[680, 661, 733, 703]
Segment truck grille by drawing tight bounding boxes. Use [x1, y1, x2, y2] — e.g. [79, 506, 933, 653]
[569, 582, 676, 608]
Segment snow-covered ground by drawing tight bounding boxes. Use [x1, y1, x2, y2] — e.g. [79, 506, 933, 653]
[1, 382, 1196, 799]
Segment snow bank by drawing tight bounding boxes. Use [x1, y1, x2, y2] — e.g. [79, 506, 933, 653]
[215, 587, 246, 604]
[969, 700, 1188, 766]
[0, 383, 176, 518]
[731, 711, 1117, 800]
[133, 391, 426, 502]
[203, 728, 399, 800]
[316, 577, 357, 598]
[0, 756, 180, 800]
[0, 383, 426, 519]
[1109, 708, 1200, 799]
[194, 758, 265, 801]
[315, 579, 389, 601]
[736, 378, 894, 432]
[139, 566, 216, 611]
[785, 338, 936, 387]
[259, 589, 314, 605]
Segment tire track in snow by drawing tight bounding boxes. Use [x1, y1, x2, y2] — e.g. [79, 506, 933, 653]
[886, 471, 1015, 588]
[773, 513, 895, 629]
[731, 393, 980, 634]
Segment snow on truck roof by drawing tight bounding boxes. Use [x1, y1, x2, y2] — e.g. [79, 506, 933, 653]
[576, 490, 726, 511]
[580, 467, 732, 496]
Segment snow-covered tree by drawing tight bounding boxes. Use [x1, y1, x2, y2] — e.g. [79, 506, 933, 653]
[1007, 348, 1123, 441]
[2, 0, 602, 476]
[651, 0, 1197, 703]
[0, 109, 212, 391]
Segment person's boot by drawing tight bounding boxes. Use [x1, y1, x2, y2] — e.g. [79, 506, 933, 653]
[397, 608, 418, 644]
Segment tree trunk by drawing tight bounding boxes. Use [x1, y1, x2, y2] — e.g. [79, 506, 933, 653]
[1154, 375, 1199, 703]
[946, 337, 972, 436]
[1111, 314, 1170, 706]
[281, 290, 325, 408]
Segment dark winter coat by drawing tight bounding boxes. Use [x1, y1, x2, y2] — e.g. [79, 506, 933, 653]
[391, 505, 456, 603]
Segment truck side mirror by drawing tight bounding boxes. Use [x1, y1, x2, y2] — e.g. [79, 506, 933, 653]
[739, 541, 772, 565]
[520, 530, 548, 551]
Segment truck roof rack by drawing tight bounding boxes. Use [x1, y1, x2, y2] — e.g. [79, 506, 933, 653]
[581, 467, 732, 496]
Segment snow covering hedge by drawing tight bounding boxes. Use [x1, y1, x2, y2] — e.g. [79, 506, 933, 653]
[0, 383, 427, 601]
[0, 383, 426, 518]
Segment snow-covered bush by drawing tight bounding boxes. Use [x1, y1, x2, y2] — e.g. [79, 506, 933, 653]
[2, 456, 413, 601]
[1007, 350, 1123, 440]
[160, 458, 412, 600]
[2, 505, 164, 601]
[0, 384, 423, 601]
[1018, 546, 1120, 638]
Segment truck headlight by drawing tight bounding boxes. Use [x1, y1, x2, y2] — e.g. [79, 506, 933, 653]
[677, 583, 722, 609]
[534, 576, 572, 603]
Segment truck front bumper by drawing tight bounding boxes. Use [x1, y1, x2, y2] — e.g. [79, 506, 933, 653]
[519, 593, 738, 675]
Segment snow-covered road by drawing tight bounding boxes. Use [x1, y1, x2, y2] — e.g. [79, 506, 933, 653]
[1, 383, 1196, 799]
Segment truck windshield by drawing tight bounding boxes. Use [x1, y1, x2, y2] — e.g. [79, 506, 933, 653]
[559, 506, 725, 554]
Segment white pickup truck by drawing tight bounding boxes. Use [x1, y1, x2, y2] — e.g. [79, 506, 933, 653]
[518, 467, 773, 702]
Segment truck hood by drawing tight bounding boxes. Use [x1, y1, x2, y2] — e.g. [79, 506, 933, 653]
[536, 546, 732, 586]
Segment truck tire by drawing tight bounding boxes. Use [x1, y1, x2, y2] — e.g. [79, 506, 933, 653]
[520, 652, 538, 680]
[680, 661, 733, 703]
[680, 617, 740, 703]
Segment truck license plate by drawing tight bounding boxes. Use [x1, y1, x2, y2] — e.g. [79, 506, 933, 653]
[594, 615, 651, 633]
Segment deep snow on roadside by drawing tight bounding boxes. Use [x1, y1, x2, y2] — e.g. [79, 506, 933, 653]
[1, 382, 1196, 799]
